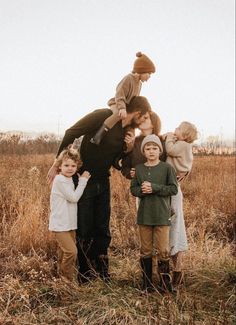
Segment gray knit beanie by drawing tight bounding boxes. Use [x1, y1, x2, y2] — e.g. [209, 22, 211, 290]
[141, 134, 163, 154]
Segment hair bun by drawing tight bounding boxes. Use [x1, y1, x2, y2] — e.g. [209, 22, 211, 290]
[136, 52, 142, 57]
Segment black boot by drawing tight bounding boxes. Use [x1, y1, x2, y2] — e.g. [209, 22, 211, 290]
[77, 239, 96, 283]
[158, 259, 173, 293]
[95, 255, 110, 281]
[140, 257, 153, 292]
[90, 124, 109, 145]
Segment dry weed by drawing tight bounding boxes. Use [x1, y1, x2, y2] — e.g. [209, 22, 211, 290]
[0, 154, 235, 324]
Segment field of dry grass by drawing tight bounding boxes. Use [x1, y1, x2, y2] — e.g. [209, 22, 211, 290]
[0, 154, 235, 324]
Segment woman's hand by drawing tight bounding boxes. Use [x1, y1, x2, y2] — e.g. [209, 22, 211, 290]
[125, 131, 135, 152]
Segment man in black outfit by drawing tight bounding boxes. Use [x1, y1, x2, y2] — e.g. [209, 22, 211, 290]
[47, 96, 151, 281]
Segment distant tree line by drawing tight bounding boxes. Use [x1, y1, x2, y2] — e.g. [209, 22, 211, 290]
[193, 136, 235, 156]
[0, 133, 235, 156]
[0, 133, 61, 155]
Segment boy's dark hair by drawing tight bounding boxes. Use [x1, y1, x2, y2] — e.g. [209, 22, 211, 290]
[126, 96, 152, 115]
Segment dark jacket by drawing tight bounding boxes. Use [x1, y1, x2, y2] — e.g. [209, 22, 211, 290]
[57, 109, 126, 182]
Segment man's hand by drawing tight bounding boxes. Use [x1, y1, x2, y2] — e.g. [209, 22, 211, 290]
[130, 168, 136, 178]
[47, 161, 59, 185]
[119, 108, 127, 120]
[141, 181, 152, 194]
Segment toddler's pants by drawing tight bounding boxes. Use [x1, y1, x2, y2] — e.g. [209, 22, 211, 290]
[54, 230, 78, 281]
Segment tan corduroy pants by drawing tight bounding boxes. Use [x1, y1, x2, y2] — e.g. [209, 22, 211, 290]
[54, 230, 78, 281]
[139, 225, 170, 259]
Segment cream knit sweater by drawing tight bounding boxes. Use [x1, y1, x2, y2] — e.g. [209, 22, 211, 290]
[165, 134, 193, 174]
[49, 174, 88, 231]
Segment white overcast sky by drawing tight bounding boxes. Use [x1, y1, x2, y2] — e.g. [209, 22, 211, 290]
[0, 0, 235, 140]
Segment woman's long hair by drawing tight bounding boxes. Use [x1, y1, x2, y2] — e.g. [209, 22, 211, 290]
[150, 111, 162, 136]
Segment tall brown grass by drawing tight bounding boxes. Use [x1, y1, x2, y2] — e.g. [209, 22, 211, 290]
[0, 155, 235, 324]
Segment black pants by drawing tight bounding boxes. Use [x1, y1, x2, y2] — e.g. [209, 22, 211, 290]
[76, 179, 111, 274]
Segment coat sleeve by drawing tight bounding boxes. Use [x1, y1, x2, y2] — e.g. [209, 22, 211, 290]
[130, 174, 145, 197]
[115, 76, 132, 111]
[56, 110, 111, 156]
[151, 166, 178, 196]
[121, 153, 132, 179]
[165, 135, 184, 157]
[55, 177, 88, 202]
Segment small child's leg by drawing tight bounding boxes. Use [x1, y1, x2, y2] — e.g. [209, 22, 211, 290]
[171, 252, 184, 289]
[55, 230, 78, 281]
[90, 105, 120, 145]
[172, 251, 183, 272]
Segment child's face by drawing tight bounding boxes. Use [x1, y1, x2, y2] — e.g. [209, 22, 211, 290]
[59, 158, 77, 178]
[140, 73, 151, 82]
[143, 143, 160, 162]
[174, 125, 185, 140]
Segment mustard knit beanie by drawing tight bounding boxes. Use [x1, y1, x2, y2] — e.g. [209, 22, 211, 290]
[141, 134, 163, 154]
[132, 52, 156, 74]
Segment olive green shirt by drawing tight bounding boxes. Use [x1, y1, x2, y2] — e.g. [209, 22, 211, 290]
[130, 161, 178, 226]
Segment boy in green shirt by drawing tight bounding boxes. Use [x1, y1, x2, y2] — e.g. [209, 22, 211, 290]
[130, 134, 178, 292]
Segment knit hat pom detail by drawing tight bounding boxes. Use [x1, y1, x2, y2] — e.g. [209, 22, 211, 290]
[132, 52, 156, 74]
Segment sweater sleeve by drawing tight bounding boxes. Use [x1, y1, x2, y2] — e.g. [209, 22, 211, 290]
[151, 166, 178, 196]
[165, 135, 185, 157]
[56, 177, 88, 202]
[130, 175, 145, 197]
[56, 109, 111, 156]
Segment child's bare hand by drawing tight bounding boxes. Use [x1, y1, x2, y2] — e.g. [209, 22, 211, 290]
[119, 108, 127, 120]
[80, 171, 91, 179]
[141, 181, 152, 193]
[165, 132, 174, 137]
[130, 168, 136, 178]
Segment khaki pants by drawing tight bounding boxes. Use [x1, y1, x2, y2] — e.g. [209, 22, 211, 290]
[104, 104, 121, 129]
[54, 230, 78, 281]
[139, 225, 170, 260]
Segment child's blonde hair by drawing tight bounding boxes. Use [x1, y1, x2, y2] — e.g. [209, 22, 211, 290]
[180, 122, 198, 143]
[56, 148, 81, 167]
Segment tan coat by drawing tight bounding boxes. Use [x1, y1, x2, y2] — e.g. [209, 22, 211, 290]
[108, 73, 141, 111]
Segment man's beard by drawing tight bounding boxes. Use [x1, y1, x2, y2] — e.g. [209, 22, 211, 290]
[129, 118, 140, 129]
